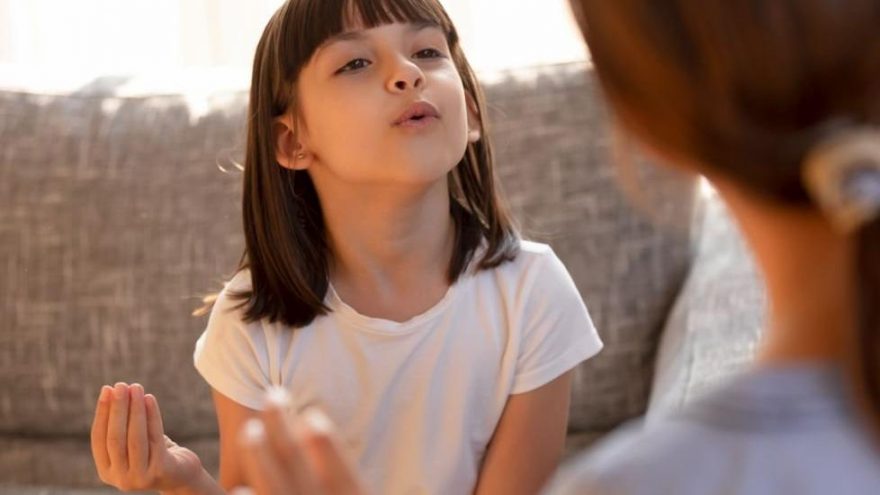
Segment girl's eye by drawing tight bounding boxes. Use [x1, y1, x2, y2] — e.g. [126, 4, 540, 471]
[336, 58, 371, 74]
[414, 48, 443, 59]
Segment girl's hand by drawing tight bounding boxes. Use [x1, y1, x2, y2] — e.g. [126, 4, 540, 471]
[234, 389, 368, 495]
[91, 382, 204, 492]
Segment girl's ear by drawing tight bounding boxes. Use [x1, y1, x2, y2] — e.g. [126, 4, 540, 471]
[465, 94, 482, 144]
[274, 115, 313, 170]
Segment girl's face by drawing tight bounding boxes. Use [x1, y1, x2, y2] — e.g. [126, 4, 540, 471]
[285, 20, 478, 187]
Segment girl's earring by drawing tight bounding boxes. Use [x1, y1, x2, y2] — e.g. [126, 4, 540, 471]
[468, 129, 481, 143]
[296, 153, 306, 160]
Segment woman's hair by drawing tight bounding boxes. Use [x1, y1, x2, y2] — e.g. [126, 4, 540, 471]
[231, 0, 518, 328]
[568, 0, 880, 426]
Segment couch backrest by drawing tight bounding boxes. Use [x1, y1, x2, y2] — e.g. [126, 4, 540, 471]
[0, 63, 696, 440]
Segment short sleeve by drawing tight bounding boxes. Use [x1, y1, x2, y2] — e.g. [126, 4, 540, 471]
[193, 271, 273, 410]
[511, 248, 603, 394]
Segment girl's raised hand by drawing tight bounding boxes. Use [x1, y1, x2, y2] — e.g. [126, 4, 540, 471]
[91, 382, 204, 492]
[235, 389, 367, 495]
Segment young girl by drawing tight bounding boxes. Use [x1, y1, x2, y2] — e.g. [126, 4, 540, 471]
[228, 1, 880, 494]
[90, 1, 602, 494]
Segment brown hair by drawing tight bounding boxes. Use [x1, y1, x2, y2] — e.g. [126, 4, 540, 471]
[227, 0, 518, 328]
[571, 0, 880, 425]
[569, 0, 880, 425]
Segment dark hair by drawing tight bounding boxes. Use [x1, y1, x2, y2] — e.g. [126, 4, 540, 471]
[569, 1, 880, 427]
[228, 0, 518, 328]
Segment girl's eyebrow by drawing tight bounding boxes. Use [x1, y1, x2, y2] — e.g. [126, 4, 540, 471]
[317, 21, 440, 54]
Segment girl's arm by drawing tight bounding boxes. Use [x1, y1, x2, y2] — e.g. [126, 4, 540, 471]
[473, 371, 575, 495]
[160, 469, 226, 495]
[211, 388, 261, 490]
[161, 389, 258, 494]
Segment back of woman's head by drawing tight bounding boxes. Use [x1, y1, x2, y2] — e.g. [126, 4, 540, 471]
[568, 0, 880, 427]
[235, 0, 518, 328]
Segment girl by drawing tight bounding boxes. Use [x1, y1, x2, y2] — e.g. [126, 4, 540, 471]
[90, 1, 603, 494]
[231, 0, 880, 494]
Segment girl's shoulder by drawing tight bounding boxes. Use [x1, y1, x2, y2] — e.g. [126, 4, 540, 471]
[489, 238, 554, 273]
[483, 239, 578, 298]
[517, 239, 554, 257]
[205, 269, 253, 321]
[495, 239, 563, 275]
[212, 269, 252, 301]
[225, 268, 253, 291]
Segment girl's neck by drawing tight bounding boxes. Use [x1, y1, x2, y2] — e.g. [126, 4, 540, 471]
[318, 177, 455, 305]
[712, 178, 857, 367]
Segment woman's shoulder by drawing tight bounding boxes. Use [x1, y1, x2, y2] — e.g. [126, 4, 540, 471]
[548, 364, 880, 495]
[546, 416, 729, 495]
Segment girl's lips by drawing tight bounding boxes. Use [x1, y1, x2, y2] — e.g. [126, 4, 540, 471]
[395, 115, 439, 130]
[393, 101, 441, 126]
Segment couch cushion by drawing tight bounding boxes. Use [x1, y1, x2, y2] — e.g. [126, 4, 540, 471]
[0, 89, 247, 439]
[0, 436, 218, 489]
[0, 63, 696, 450]
[487, 65, 696, 431]
[647, 188, 767, 418]
[0, 487, 135, 495]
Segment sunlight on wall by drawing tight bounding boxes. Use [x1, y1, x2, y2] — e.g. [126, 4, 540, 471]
[443, 0, 588, 72]
[0, 0, 588, 85]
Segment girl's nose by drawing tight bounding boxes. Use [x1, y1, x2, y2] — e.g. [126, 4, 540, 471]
[387, 61, 424, 93]
[393, 78, 422, 91]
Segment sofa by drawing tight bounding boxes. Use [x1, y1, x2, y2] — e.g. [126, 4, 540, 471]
[0, 62, 765, 493]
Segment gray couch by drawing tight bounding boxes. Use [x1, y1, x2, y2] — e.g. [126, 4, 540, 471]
[0, 62, 765, 493]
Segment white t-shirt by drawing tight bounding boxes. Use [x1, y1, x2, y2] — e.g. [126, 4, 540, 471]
[194, 240, 603, 495]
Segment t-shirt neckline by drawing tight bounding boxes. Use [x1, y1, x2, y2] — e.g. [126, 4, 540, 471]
[326, 275, 463, 335]
[324, 242, 491, 334]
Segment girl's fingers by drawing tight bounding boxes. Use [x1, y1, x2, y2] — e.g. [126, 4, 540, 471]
[262, 389, 318, 494]
[145, 393, 167, 468]
[296, 409, 362, 495]
[107, 383, 131, 471]
[90, 386, 112, 471]
[239, 418, 297, 495]
[127, 384, 150, 474]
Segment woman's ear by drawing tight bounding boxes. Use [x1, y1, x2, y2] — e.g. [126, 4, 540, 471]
[274, 115, 313, 170]
[465, 94, 482, 144]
